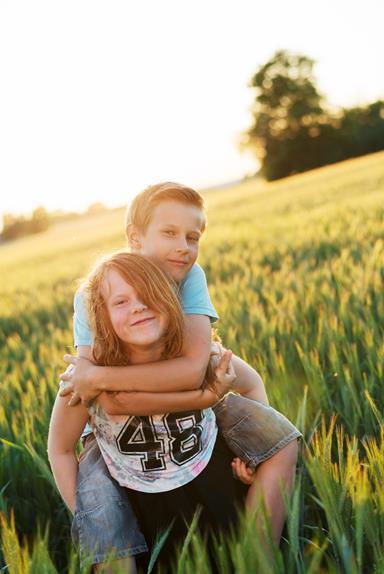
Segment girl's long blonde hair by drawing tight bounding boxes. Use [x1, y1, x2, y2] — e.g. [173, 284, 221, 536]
[83, 251, 185, 366]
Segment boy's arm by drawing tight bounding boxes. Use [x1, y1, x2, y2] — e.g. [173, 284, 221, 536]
[99, 389, 214, 416]
[231, 355, 268, 403]
[98, 350, 235, 416]
[47, 394, 88, 513]
[61, 315, 212, 403]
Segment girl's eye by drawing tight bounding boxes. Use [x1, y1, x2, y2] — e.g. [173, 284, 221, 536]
[115, 300, 127, 306]
[164, 230, 175, 236]
[188, 236, 199, 243]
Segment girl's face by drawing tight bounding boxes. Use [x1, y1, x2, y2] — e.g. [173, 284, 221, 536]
[103, 268, 168, 350]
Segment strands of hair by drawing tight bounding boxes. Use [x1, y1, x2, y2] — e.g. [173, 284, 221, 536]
[126, 182, 206, 234]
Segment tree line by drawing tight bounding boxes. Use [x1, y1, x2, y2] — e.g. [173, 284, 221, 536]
[1, 207, 51, 241]
[242, 50, 384, 180]
[0, 202, 107, 242]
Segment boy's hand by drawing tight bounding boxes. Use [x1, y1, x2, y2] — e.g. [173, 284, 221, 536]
[59, 354, 100, 406]
[231, 457, 256, 485]
[210, 347, 236, 400]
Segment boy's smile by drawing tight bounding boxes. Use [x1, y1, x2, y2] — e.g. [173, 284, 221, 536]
[131, 200, 205, 283]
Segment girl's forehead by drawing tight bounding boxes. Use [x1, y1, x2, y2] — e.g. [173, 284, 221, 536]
[102, 268, 136, 299]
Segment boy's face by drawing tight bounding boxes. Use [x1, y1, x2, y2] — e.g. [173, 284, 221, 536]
[129, 200, 205, 283]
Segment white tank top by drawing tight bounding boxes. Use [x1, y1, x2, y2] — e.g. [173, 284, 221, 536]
[89, 404, 218, 493]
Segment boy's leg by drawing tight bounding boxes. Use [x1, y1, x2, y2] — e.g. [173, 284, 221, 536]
[245, 440, 298, 545]
[94, 558, 137, 574]
[213, 393, 301, 546]
[72, 434, 148, 569]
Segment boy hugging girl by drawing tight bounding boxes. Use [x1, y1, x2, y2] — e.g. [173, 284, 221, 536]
[48, 182, 301, 572]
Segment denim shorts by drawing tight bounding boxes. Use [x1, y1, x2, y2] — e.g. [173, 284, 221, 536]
[71, 434, 148, 566]
[213, 393, 302, 471]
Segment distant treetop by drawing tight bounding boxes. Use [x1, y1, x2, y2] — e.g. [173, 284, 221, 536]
[242, 50, 384, 180]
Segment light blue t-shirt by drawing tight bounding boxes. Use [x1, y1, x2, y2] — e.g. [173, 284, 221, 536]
[73, 262, 219, 347]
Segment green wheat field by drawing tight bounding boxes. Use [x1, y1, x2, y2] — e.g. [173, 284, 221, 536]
[1, 151, 384, 573]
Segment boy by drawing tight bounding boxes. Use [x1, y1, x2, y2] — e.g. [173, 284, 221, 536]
[59, 182, 300, 569]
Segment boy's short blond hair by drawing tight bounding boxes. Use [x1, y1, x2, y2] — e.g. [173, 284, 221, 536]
[126, 182, 206, 235]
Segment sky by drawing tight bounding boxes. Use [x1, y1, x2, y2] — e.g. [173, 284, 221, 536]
[0, 0, 383, 217]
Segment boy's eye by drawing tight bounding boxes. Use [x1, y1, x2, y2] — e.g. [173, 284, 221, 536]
[163, 230, 175, 236]
[188, 236, 199, 243]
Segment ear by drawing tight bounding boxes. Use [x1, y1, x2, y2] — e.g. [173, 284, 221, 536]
[126, 224, 142, 251]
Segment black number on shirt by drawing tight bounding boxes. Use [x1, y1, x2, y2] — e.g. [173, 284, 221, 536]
[116, 411, 204, 472]
[163, 411, 204, 466]
[116, 416, 166, 472]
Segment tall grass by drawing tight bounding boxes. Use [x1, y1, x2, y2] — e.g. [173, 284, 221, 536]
[1, 152, 383, 572]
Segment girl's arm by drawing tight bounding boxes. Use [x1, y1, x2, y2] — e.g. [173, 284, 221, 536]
[47, 394, 88, 513]
[61, 315, 212, 403]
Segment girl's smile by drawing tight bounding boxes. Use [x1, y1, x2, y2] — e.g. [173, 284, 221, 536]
[103, 268, 168, 354]
[130, 316, 156, 327]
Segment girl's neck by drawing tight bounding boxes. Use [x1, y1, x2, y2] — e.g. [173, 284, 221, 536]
[127, 342, 164, 365]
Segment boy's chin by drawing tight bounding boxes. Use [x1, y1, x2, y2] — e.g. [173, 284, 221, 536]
[166, 265, 192, 283]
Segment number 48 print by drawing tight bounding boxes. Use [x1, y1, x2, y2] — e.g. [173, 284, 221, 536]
[116, 410, 204, 472]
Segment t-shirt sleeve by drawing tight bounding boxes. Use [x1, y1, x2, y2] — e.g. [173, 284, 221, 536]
[73, 289, 93, 347]
[180, 263, 219, 323]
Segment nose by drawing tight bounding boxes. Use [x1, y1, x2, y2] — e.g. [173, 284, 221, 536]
[131, 299, 147, 313]
[175, 239, 190, 254]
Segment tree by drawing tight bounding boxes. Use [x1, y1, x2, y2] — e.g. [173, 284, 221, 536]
[243, 50, 334, 180]
[30, 207, 50, 234]
[243, 51, 384, 181]
[1, 213, 28, 240]
[86, 202, 107, 215]
[337, 100, 384, 159]
[1, 206, 50, 241]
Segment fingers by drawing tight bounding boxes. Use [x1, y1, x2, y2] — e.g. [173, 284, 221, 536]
[215, 349, 236, 393]
[63, 354, 78, 366]
[58, 381, 74, 396]
[211, 341, 224, 355]
[226, 357, 236, 378]
[68, 392, 81, 407]
[59, 362, 75, 382]
[231, 458, 256, 485]
[234, 459, 254, 484]
[215, 349, 233, 376]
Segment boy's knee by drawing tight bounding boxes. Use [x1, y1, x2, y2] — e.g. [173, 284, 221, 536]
[269, 440, 298, 472]
[282, 440, 299, 467]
